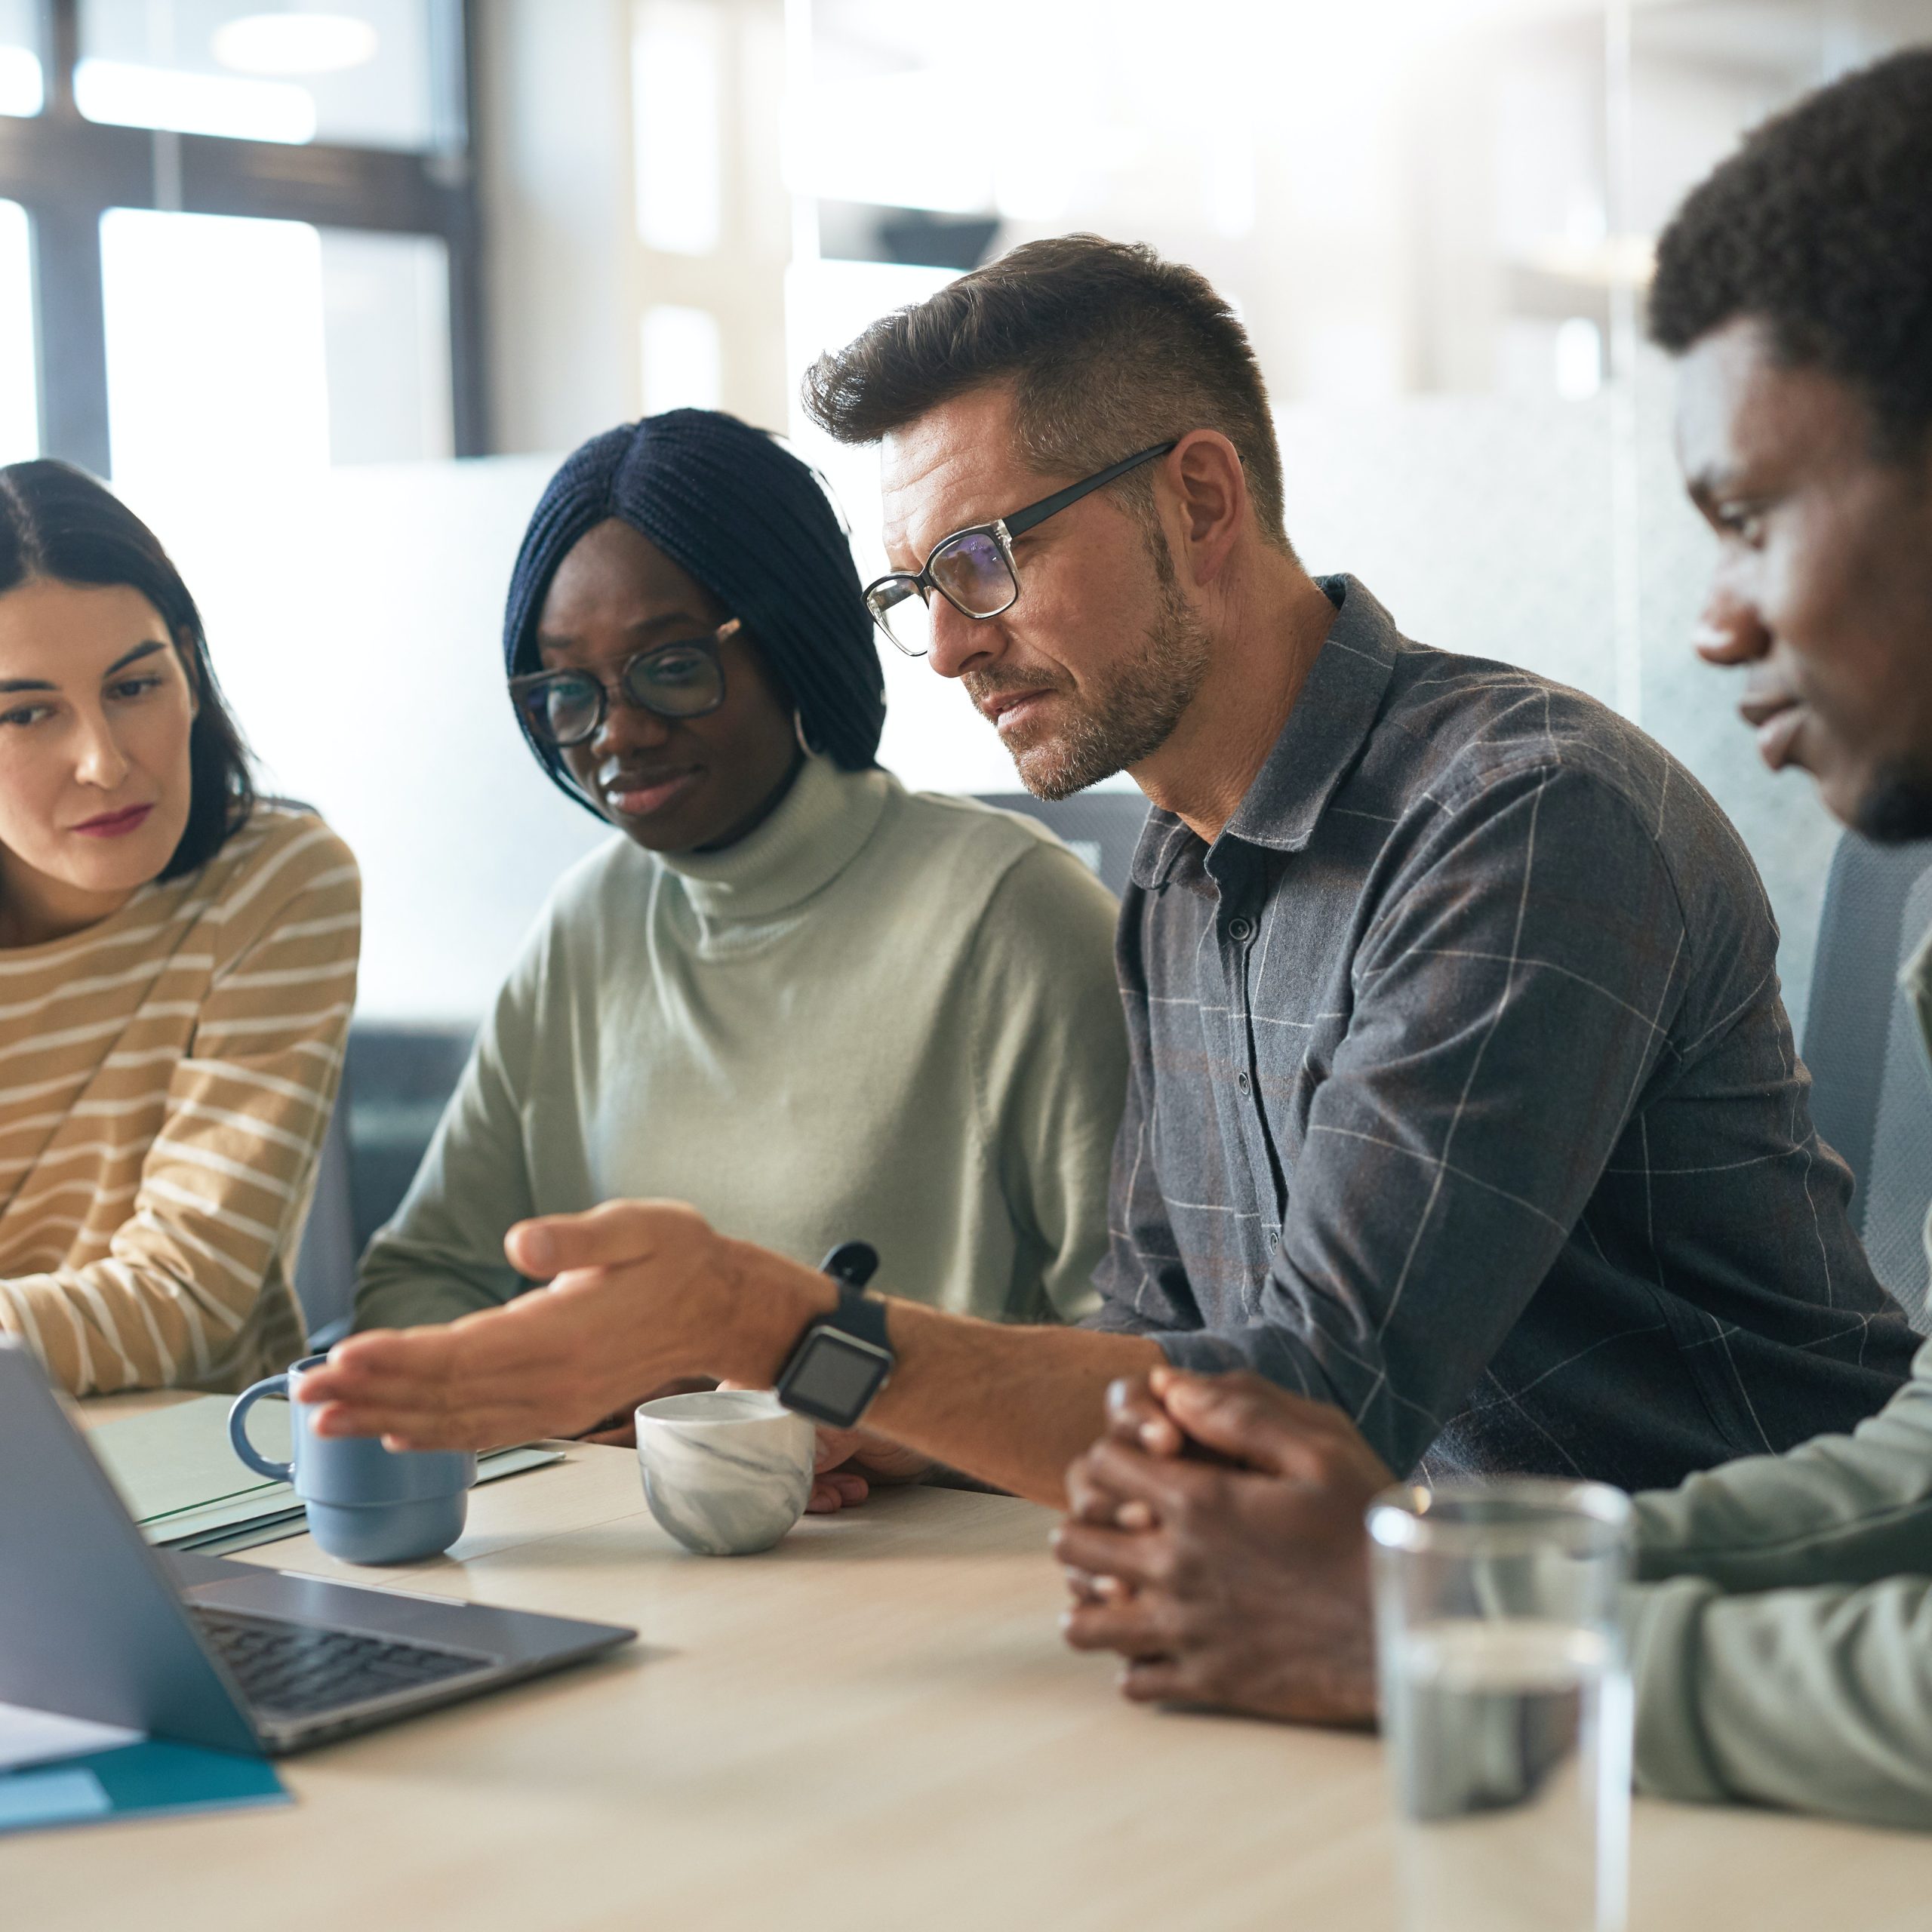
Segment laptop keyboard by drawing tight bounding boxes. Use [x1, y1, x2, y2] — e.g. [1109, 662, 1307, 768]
[191, 1606, 494, 1718]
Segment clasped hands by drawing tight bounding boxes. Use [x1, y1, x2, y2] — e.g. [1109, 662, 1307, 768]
[1054, 1367, 1394, 1727]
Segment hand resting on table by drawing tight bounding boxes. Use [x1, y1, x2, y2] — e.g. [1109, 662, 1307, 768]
[1055, 1367, 1392, 1727]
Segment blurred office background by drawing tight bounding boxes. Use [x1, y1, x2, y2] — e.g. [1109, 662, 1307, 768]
[1, 0, 1930, 1028]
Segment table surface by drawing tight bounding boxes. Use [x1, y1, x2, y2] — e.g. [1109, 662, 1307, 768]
[10, 1395, 1932, 1932]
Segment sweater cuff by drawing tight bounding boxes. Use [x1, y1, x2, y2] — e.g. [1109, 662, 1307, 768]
[1628, 1576, 1730, 1805]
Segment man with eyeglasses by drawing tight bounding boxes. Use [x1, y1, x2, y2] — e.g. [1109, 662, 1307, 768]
[1057, 51, 1932, 1829]
[299, 233, 1913, 1518]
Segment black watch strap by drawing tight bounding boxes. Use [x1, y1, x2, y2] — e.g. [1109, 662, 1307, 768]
[774, 1241, 892, 1427]
[828, 1280, 889, 1351]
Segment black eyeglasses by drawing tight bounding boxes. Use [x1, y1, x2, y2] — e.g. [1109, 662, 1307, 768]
[863, 441, 1178, 659]
[509, 619, 738, 749]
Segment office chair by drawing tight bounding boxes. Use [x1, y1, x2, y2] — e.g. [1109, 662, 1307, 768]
[292, 1081, 357, 1349]
[292, 1022, 478, 1347]
[1802, 832, 1932, 1328]
[974, 789, 1150, 897]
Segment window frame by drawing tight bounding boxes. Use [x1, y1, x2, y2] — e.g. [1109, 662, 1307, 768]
[0, 0, 488, 475]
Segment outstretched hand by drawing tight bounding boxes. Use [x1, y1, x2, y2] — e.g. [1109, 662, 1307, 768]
[1055, 1368, 1393, 1727]
[297, 1201, 787, 1451]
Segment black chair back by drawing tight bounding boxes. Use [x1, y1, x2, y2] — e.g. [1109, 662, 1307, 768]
[342, 1023, 479, 1254]
[1803, 833, 1932, 1327]
[974, 789, 1151, 897]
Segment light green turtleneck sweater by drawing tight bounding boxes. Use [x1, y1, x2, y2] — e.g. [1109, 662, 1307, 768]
[354, 756, 1128, 1333]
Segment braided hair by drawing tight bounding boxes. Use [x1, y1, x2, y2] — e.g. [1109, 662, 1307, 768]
[503, 410, 885, 811]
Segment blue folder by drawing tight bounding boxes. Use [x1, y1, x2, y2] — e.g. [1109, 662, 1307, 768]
[0, 1739, 288, 1835]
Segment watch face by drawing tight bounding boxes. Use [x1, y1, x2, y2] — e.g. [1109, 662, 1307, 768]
[777, 1330, 892, 1426]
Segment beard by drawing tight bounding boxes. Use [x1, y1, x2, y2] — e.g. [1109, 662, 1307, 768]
[1854, 756, 1932, 844]
[967, 535, 1212, 802]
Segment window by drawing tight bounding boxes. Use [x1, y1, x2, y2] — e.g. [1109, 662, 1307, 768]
[0, 0, 483, 479]
[76, 0, 457, 149]
[0, 199, 36, 461]
[0, 0, 44, 115]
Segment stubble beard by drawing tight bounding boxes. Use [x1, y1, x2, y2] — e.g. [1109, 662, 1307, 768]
[974, 538, 1213, 803]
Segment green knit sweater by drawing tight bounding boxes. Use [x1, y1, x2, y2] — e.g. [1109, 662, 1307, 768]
[355, 755, 1128, 1334]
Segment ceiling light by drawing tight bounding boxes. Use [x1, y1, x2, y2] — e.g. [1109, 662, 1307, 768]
[211, 13, 380, 78]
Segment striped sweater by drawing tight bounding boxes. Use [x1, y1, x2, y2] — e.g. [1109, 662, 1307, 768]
[0, 804, 359, 1395]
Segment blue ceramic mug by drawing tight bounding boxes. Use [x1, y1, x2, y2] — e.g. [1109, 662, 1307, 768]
[228, 1354, 477, 1565]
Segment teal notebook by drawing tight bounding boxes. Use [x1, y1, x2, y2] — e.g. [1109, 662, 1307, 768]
[0, 1740, 288, 1835]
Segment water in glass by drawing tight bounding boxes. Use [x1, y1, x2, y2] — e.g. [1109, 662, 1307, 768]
[1387, 1617, 1631, 1932]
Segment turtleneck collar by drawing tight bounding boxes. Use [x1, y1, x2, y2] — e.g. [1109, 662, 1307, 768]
[654, 753, 894, 924]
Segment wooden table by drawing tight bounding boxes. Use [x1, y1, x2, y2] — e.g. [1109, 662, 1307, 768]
[10, 1398, 1932, 1932]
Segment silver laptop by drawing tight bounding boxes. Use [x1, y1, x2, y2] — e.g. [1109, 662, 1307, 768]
[0, 1337, 635, 1755]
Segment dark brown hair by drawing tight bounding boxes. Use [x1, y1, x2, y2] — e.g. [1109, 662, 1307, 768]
[0, 460, 255, 879]
[802, 234, 1293, 553]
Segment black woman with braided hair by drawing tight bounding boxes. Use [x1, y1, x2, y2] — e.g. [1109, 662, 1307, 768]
[352, 410, 1127, 1509]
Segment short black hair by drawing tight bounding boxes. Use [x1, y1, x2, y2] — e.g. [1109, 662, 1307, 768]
[1649, 48, 1932, 459]
[0, 460, 255, 878]
[802, 234, 1293, 555]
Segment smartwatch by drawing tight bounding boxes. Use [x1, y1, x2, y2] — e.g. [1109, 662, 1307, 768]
[775, 1241, 894, 1428]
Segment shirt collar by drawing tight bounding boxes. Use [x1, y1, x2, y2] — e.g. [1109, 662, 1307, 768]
[656, 753, 892, 922]
[1129, 574, 1401, 891]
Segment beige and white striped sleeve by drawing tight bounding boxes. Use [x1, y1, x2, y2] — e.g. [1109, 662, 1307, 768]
[2, 818, 361, 1394]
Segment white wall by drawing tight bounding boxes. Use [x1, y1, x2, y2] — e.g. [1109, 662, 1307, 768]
[122, 457, 610, 1021]
[475, 0, 792, 454]
[475, 1, 642, 454]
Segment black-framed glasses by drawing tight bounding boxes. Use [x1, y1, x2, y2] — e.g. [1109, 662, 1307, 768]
[509, 618, 739, 748]
[863, 440, 1178, 659]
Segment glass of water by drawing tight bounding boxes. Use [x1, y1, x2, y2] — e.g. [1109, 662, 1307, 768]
[1367, 1480, 1634, 1932]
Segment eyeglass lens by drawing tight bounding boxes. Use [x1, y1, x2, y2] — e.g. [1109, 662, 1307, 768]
[866, 577, 933, 657]
[868, 530, 1019, 657]
[521, 644, 724, 746]
[931, 530, 1018, 617]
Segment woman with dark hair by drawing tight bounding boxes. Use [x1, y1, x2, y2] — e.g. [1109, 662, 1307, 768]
[0, 460, 359, 1394]
[354, 410, 1126, 1498]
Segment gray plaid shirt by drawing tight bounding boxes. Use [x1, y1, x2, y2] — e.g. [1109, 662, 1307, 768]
[1091, 576, 1915, 1488]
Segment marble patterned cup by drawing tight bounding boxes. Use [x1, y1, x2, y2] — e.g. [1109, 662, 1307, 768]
[634, 1389, 817, 1556]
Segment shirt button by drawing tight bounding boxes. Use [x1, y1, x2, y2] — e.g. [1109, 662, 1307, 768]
[1236, 1070, 1252, 1096]
[1228, 915, 1255, 943]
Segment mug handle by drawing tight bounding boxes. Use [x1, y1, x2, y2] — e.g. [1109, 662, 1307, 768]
[227, 1374, 295, 1481]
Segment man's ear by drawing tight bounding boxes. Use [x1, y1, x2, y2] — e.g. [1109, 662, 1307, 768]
[1162, 429, 1248, 589]
[174, 632, 202, 721]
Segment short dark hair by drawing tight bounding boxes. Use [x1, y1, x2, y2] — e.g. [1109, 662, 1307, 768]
[0, 460, 254, 878]
[802, 234, 1293, 553]
[1649, 48, 1932, 459]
